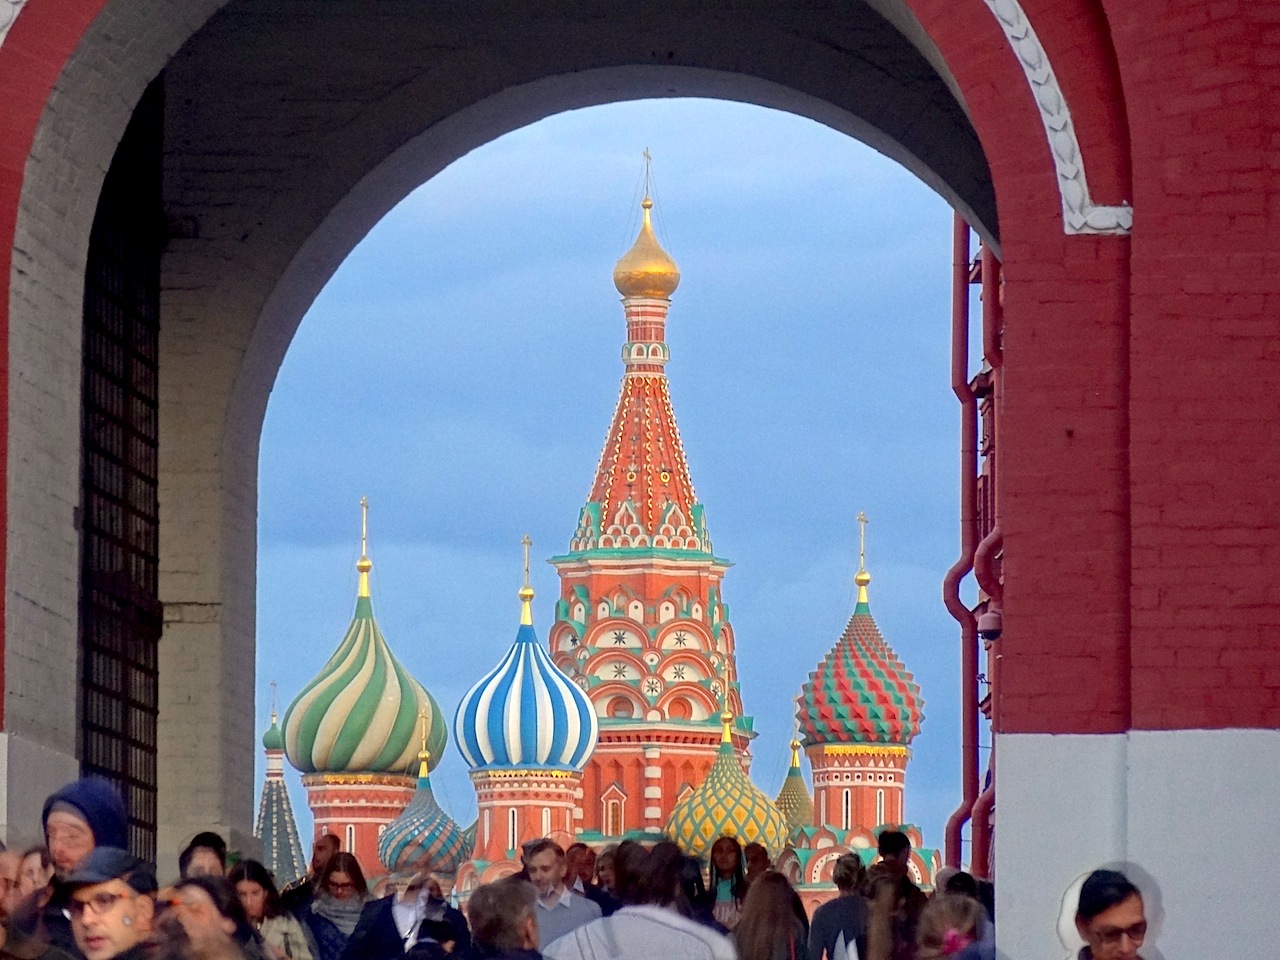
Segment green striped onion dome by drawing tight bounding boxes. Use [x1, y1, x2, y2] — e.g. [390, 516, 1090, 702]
[798, 572, 924, 747]
[282, 558, 447, 774]
[666, 714, 789, 860]
[774, 740, 814, 834]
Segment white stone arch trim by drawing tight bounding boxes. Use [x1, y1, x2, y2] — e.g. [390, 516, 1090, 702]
[0, 1, 25, 47]
[983, 0, 1132, 235]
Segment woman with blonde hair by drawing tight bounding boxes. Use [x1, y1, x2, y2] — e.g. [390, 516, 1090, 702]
[915, 894, 992, 960]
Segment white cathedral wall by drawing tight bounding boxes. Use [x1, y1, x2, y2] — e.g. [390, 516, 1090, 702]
[996, 729, 1280, 960]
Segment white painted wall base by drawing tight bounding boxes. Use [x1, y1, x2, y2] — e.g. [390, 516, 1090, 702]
[996, 729, 1280, 960]
[0, 732, 79, 848]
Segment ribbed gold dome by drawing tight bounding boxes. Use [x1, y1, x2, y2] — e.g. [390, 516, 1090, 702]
[613, 198, 680, 299]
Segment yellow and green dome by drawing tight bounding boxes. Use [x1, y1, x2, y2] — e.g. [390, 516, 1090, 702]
[282, 507, 447, 775]
[666, 711, 788, 860]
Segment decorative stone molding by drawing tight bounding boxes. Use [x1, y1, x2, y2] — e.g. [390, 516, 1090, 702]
[0, 1, 25, 49]
[983, 0, 1133, 235]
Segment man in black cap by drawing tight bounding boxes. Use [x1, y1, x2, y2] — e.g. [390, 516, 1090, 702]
[60, 849, 157, 960]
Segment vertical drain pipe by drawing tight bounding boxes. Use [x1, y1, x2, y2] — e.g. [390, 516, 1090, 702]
[942, 214, 979, 867]
[969, 243, 1003, 879]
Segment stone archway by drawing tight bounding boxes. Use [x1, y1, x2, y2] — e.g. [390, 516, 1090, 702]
[3, 1, 1143, 954]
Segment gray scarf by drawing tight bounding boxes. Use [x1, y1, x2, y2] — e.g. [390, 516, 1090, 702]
[311, 894, 366, 936]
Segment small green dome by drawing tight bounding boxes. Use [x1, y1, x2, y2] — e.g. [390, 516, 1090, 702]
[262, 715, 284, 751]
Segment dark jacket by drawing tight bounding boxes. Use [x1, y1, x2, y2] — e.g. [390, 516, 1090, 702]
[808, 894, 868, 960]
[475, 950, 541, 960]
[578, 885, 619, 919]
[338, 895, 471, 960]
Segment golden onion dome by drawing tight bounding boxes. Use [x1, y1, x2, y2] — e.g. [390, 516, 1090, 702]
[613, 198, 680, 299]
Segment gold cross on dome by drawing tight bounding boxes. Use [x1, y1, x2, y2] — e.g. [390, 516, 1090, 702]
[360, 496, 369, 556]
[521, 534, 532, 588]
[856, 510, 869, 572]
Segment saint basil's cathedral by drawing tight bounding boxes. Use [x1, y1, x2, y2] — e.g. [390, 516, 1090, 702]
[256, 193, 938, 909]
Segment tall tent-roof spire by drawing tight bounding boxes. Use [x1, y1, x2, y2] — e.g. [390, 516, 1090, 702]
[281, 498, 448, 774]
[255, 696, 307, 886]
[558, 156, 720, 562]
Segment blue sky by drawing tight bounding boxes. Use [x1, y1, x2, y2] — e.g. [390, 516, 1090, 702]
[256, 97, 985, 864]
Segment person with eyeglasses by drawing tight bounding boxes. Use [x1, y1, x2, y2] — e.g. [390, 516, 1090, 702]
[1073, 871, 1147, 960]
[298, 855, 368, 960]
[58, 848, 156, 960]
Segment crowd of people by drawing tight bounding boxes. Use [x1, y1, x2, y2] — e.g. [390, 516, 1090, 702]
[0, 778, 1149, 960]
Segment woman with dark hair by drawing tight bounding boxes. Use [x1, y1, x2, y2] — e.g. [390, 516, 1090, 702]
[733, 872, 809, 960]
[298, 853, 369, 960]
[1073, 870, 1146, 960]
[702, 836, 748, 931]
[541, 841, 734, 960]
[229, 860, 316, 960]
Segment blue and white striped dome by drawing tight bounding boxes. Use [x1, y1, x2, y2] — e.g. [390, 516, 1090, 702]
[454, 587, 599, 772]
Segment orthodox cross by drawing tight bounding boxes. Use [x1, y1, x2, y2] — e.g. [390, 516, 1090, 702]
[856, 510, 869, 572]
[521, 534, 532, 588]
[360, 495, 369, 556]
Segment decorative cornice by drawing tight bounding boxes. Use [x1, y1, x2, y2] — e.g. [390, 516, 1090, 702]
[811, 744, 910, 757]
[983, 0, 1132, 236]
[0, 1, 26, 50]
[301, 773, 416, 787]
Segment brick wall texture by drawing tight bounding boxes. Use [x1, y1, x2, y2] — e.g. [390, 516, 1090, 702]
[0, 0, 1275, 856]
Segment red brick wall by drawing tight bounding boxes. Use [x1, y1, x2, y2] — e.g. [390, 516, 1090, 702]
[0, 0, 1276, 742]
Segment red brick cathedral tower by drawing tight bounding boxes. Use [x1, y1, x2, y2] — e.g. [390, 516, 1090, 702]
[550, 183, 750, 841]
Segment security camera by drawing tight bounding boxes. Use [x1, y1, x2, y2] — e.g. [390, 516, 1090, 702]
[976, 610, 1002, 641]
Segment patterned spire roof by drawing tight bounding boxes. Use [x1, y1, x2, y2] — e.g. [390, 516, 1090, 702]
[775, 738, 814, 834]
[454, 578, 599, 772]
[665, 712, 788, 859]
[378, 741, 469, 875]
[282, 502, 448, 774]
[798, 570, 924, 747]
[556, 194, 719, 562]
[255, 711, 307, 887]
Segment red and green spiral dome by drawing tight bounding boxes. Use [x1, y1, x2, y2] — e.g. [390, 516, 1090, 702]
[798, 570, 924, 747]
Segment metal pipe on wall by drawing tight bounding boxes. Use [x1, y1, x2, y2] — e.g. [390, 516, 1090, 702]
[942, 214, 979, 867]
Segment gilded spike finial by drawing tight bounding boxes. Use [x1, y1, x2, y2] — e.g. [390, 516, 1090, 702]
[519, 534, 535, 626]
[417, 708, 431, 778]
[613, 151, 680, 299]
[356, 497, 373, 597]
[854, 511, 871, 604]
[789, 692, 803, 768]
[719, 657, 733, 745]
